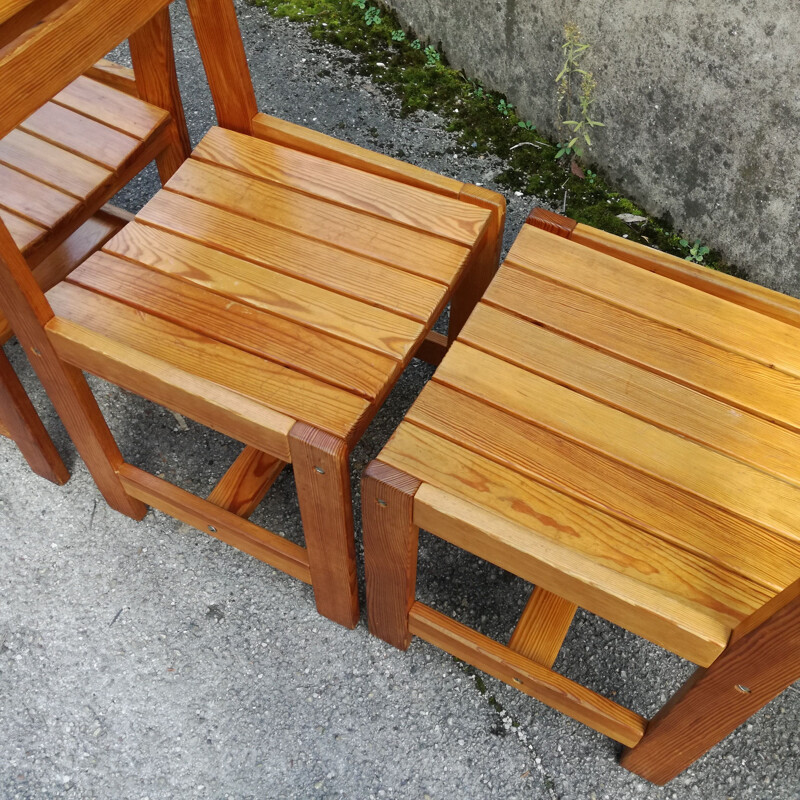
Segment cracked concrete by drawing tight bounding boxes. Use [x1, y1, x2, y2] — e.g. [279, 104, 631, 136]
[1, 2, 798, 798]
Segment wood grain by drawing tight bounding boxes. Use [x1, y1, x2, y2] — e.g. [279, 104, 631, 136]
[0, 343, 68, 483]
[409, 602, 646, 746]
[251, 112, 464, 197]
[119, 463, 311, 584]
[362, 460, 421, 649]
[194, 126, 490, 248]
[407, 381, 800, 592]
[411, 483, 730, 666]
[508, 224, 800, 380]
[485, 264, 800, 432]
[620, 579, 800, 783]
[509, 587, 577, 668]
[435, 342, 800, 544]
[207, 446, 286, 519]
[49, 280, 370, 440]
[106, 216, 423, 360]
[167, 158, 466, 290]
[289, 422, 359, 628]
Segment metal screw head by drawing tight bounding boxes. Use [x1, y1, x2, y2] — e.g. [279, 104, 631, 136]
[208, 525, 217, 533]
[735, 684, 751, 694]
[314, 466, 325, 475]
[377, 499, 387, 507]
[31, 347, 41, 357]
[512, 677, 523, 685]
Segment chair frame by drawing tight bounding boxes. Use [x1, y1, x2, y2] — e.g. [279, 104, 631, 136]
[362, 210, 800, 783]
[0, 0, 504, 629]
[0, 6, 191, 484]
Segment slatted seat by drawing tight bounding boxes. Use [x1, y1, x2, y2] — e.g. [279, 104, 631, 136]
[0, 0, 504, 629]
[45, 124, 491, 450]
[0, 45, 190, 484]
[363, 209, 800, 783]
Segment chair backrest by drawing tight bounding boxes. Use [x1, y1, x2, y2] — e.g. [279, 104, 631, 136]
[0, 0, 258, 331]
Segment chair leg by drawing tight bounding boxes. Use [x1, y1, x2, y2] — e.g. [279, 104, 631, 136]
[620, 583, 800, 784]
[289, 422, 359, 629]
[29, 354, 147, 520]
[448, 185, 504, 343]
[362, 461, 421, 650]
[0, 346, 69, 485]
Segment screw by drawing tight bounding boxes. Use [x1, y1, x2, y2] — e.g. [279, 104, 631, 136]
[377, 499, 387, 507]
[735, 684, 751, 694]
[512, 677, 523, 685]
[208, 525, 217, 533]
[314, 466, 325, 474]
[31, 347, 41, 357]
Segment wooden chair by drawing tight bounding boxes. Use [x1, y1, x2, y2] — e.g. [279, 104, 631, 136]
[362, 208, 800, 783]
[0, 3, 192, 485]
[0, 0, 504, 628]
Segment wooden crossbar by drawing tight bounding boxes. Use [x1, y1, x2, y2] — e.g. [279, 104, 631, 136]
[118, 463, 311, 583]
[408, 601, 647, 747]
[207, 445, 286, 519]
[509, 586, 578, 668]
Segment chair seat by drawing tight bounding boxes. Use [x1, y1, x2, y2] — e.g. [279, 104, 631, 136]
[44, 126, 492, 458]
[377, 223, 800, 666]
[0, 72, 170, 265]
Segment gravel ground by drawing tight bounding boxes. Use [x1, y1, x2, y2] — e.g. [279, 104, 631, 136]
[1, 2, 798, 798]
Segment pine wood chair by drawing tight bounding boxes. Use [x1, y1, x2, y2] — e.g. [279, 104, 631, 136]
[363, 208, 800, 783]
[0, 0, 505, 628]
[0, 3, 192, 485]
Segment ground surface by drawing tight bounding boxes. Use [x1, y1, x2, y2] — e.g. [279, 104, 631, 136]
[1, 2, 798, 798]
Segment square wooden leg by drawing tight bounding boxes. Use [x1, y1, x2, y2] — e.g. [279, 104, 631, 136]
[289, 422, 359, 629]
[621, 580, 800, 784]
[0, 345, 68, 485]
[362, 461, 421, 650]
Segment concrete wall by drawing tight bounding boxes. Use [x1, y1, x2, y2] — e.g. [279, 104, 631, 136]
[387, 0, 800, 293]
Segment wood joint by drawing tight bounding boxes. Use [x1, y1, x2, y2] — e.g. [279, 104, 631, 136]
[526, 207, 577, 238]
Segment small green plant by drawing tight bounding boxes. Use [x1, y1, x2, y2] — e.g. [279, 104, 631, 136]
[391, 28, 406, 42]
[351, 0, 365, 8]
[497, 98, 513, 117]
[556, 23, 604, 160]
[424, 45, 440, 65]
[364, 6, 381, 25]
[517, 120, 536, 131]
[585, 168, 597, 184]
[554, 141, 576, 160]
[410, 38, 421, 50]
[680, 238, 710, 263]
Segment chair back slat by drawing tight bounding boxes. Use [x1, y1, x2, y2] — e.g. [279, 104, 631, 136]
[0, 0, 171, 138]
[186, 0, 257, 133]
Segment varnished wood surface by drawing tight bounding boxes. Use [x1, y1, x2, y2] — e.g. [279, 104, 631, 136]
[379, 220, 800, 665]
[409, 602, 647, 747]
[50, 125, 493, 446]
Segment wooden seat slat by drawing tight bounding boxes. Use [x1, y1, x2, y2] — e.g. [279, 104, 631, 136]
[0, 162, 78, 228]
[47, 281, 371, 440]
[435, 342, 800, 544]
[104, 220, 427, 360]
[380, 424, 770, 633]
[508, 225, 800, 380]
[68, 252, 397, 400]
[485, 265, 800, 432]
[168, 156, 469, 286]
[0, 206, 46, 252]
[0, 128, 111, 200]
[19, 101, 142, 169]
[53, 75, 167, 140]
[193, 125, 491, 249]
[135, 190, 446, 328]
[408, 382, 800, 592]
[461, 303, 800, 488]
